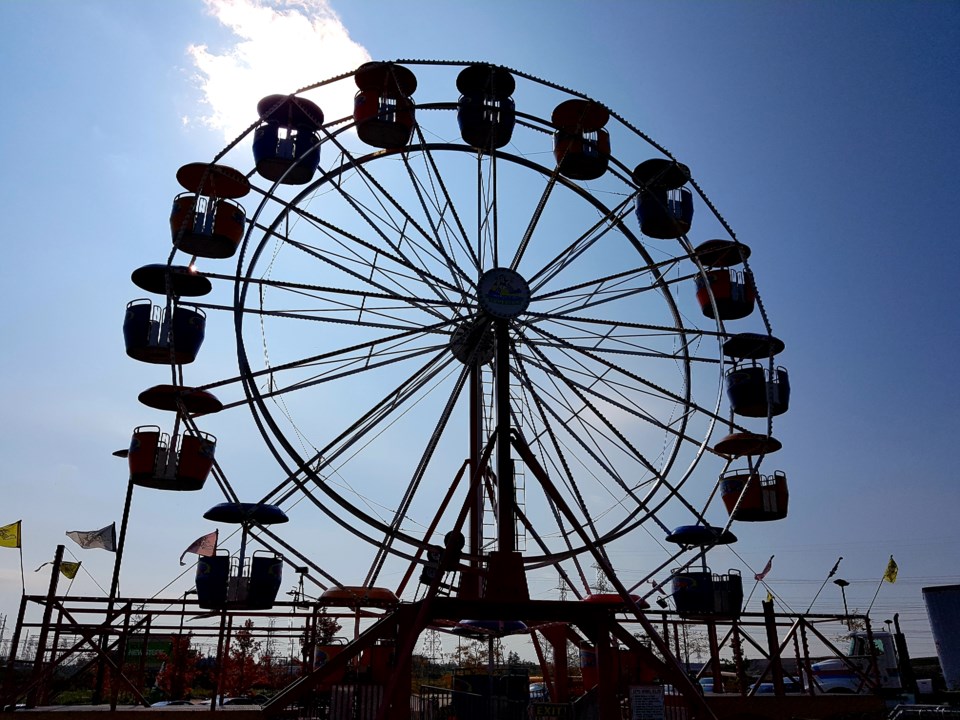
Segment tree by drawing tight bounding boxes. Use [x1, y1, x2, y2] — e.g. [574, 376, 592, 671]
[680, 624, 708, 665]
[452, 638, 503, 670]
[221, 621, 266, 697]
[155, 634, 200, 700]
[299, 612, 342, 669]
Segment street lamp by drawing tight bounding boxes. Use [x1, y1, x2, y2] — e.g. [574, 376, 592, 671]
[833, 579, 850, 630]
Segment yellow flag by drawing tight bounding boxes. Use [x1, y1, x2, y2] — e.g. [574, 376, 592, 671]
[59, 561, 81, 580]
[0, 520, 21, 549]
[766, 590, 774, 603]
[883, 555, 898, 583]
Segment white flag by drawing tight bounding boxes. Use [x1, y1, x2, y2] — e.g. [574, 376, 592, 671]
[179, 530, 218, 566]
[66, 523, 117, 552]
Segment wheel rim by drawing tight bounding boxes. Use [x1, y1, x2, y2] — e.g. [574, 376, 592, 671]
[234, 141, 724, 575]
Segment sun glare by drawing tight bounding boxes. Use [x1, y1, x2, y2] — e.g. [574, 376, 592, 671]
[188, 0, 370, 143]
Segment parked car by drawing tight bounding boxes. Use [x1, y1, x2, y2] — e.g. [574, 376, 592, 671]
[529, 682, 549, 702]
[207, 696, 267, 706]
[753, 678, 802, 694]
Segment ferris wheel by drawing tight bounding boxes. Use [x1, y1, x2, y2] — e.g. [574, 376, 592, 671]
[123, 60, 789, 613]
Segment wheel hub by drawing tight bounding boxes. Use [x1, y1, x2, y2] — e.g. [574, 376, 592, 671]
[476, 267, 530, 319]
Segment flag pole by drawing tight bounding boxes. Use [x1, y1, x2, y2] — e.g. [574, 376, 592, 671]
[26, 544, 64, 708]
[865, 577, 885, 616]
[111, 477, 135, 599]
[1, 594, 29, 703]
[806, 555, 842, 613]
[93, 477, 133, 705]
[866, 556, 897, 615]
[745, 554, 774, 607]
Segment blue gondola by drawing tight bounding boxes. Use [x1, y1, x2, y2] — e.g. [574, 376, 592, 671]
[195, 502, 288, 610]
[252, 94, 324, 185]
[632, 159, 694, 239]
[123, 299, 205, 365]
[671, 569, 743, 618]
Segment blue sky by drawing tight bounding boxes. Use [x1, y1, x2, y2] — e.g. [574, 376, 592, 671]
[1, 0, 958, 661]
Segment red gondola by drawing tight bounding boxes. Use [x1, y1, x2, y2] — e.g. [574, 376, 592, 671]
[353, 62, 417, 149]
[720, 469, 789, 521]
[552, 99, 610, 180]
[169, 163, 249, 259]
[696, 268, 756, 320]
[127, 425, 216, 491]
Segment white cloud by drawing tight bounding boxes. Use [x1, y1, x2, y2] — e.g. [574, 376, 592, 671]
[187, 0, 370, 142]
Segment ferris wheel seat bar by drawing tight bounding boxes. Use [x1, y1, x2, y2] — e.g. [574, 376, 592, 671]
[131, 264, 211, 297]
[138, 384, 223, 416]
[128, 425, 215, 491]
[123, 298, 205, 364]
[196, 552, 283, 610]
[203, 501, 289, 525]
[720, 469, 789, 522]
